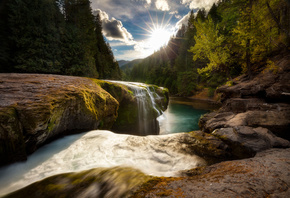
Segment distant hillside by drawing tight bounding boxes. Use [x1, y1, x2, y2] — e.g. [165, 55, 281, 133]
[118, 60, 130, 67]
[120, 59, 143, 70]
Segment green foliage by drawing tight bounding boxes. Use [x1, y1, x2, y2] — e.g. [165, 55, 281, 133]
[0, 0, 121, 79]
[263, 60, 279, 74]
[189, 17, 231, 76]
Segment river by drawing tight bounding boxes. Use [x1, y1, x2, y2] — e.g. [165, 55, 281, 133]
[0, 96, 217, 196]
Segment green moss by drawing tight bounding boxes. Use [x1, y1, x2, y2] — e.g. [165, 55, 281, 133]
[81, 90, 99, 120]
[45, 184, 66, 191]
[47, 106, 64, 133]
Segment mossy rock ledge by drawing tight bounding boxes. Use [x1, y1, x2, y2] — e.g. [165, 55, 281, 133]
[0, 74, 121, 166]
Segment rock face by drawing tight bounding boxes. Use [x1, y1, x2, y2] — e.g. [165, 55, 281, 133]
[0, 74, 119, 165]
[0, 74, 169, 166]
[131, 149, 290, 198]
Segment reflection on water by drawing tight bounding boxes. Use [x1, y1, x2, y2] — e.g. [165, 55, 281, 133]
[158, 97, 219, 134]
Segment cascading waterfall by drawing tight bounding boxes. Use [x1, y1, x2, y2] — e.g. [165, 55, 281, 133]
[107, 81, 163, 135]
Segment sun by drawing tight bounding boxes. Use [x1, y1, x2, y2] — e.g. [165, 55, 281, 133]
[149, 28, 171, 51]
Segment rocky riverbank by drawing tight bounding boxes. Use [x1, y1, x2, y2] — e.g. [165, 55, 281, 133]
[130, 52, 290, 197]
[131, 148, 290, 197]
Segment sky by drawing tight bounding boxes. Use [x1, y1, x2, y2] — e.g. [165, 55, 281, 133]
[90, 0, 217, 61]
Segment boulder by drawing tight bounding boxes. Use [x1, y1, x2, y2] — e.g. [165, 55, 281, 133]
[212, 126, 290, 153]
[0, 74, 119, 165]
[200, 110, 290, 139]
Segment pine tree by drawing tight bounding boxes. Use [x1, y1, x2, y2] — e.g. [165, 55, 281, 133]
[5, 0, 64, 73]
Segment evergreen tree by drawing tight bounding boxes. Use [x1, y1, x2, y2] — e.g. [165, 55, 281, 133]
[0, 0, 120, 79]
[5, 0, 64, 73]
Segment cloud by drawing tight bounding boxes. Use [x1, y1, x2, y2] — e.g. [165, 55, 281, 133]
[169, 11, 178, 15]
[155, 0, 170, 11]
[91, 0, 153, 19]
[176, 12, 191, 28]
[94, 9, 135, 45]
[181, 0, 217, 11]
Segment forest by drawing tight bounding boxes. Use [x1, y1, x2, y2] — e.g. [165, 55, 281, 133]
[0, 0, 121, 79]
[123, 0, 290, 96]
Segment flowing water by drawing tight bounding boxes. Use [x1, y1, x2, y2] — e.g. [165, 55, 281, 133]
[0, 130, 206, 196]
[0, 83, 217, 196]
[107, 81, 163, 135]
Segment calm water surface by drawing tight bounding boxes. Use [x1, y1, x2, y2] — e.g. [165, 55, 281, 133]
[158, 97, 218, 134]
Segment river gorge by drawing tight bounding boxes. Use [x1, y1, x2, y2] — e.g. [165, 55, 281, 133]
[0, 66, 290, 197]
[0, 77, 212, 196]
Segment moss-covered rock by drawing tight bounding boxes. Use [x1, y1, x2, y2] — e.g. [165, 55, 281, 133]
[3, 167, 152, 198]
[0, 74, 119, 166]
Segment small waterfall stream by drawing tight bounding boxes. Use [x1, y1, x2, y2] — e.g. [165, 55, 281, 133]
[108, 81, 164, 135]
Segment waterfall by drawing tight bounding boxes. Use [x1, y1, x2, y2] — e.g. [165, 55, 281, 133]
[107, 81, 164, 135]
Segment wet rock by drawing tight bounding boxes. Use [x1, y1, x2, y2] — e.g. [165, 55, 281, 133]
[131, 148, 290, 198]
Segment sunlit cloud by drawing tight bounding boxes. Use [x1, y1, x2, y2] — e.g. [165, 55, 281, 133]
[155, 0, 170, 11]
[181, 0, 217, 11]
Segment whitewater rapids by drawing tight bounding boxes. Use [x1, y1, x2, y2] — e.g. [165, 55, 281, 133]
[0, 130, 206, 196]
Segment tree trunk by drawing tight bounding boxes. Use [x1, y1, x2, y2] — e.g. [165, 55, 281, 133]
[247, 0, 253, 79]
